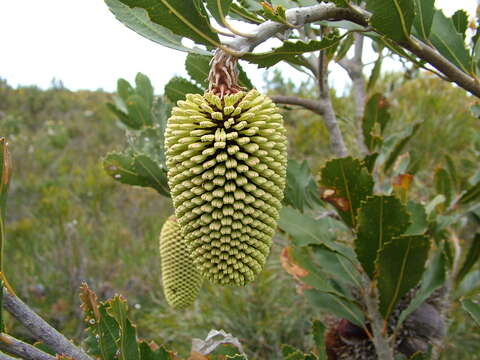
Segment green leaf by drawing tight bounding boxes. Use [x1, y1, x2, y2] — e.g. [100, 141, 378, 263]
[107, 103, 141, 129]
[290, 246, 353, 298]
[366, 0, 415, 42]
[312, 320, 327, 360]
[456, 233, 480, 284]
[237, 63, 254, 89]
[434, 168, 452, 206]
[452, 10, 469, 39]
[261, 3, 289, 25]
[367, 51, 383, 92]
[139, 342, 173, 360]
[362, 153, 379, 173]
[97, 305, 121, 360]
[355, 195, 411, 278]
[429, 10, 471, 74]
[405, 201, 428, 235]
[229, 3, 263, 24]
[185, 53, 210, 88]
[377, 234, 430, 319]
[126, 94, 153, 127]
[397, 248, 446, 327]
[281, 344, 304, 360]
[206, 0, 233, 26]
[242, 37, 341, 68]
[383, 123, 421, 172]
[278, 207, 353, 258]
[164, 77, 204, 104]
[105, 0, 210, 55]
[284, 159, 322, 212]
[362, 93, 391, 152]
[107, 295, 140, 360]
[117, 78, 136, 102]
[457, 270, 480, 297]
[412, 0, 435, 41]
[304, 289, 365, 327]
[335, 33, 355, 61]
[311, 245, 362, 288]
[133, 155, 170, 197]
[444, 154, 458, 190]
[319, 157, 374, 229]
[117, 0, 220, 48]
[462, 299, 480, 326]
[135, 73, 154, 108]
[459, 180, 480, 205]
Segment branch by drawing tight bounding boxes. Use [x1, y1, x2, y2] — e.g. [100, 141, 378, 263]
[0, 351, 20, 360]
[269, 95, 325, 115]
[0, 333, 55, 360]
[225, 3, 480, 98]
[226, 4, 367, 53]
[2, 288, 93, 360]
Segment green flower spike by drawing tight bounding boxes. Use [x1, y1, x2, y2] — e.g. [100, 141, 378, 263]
[159, 215, 203, 309]
[165, 89, 288, 286]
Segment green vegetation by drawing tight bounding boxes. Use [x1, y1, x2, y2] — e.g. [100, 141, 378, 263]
[1, 69, 479, 358]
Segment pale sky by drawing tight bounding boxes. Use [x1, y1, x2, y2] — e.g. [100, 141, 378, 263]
[0, 0, 477, 94]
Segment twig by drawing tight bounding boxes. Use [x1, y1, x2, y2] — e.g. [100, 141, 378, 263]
[0, 351, 18, 360]
[2, 288, 93, 360]
[338, 33, 369, 155]
[269, 95, 325, 115]
[318, 48, 349, 158]
[361, 278, 395, 360]
[0, 333, 55, 360]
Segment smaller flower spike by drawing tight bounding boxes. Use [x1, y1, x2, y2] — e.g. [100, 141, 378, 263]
[159, 215, 203, 309]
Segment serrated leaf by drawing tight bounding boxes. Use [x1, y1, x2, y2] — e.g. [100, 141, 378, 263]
[405, 201, 428, 235]
[139, 342, 173, 360]
[456, 233, 480, 284]
[362, 93, 391, 152]
[311, 245, 362, 288]
[117, 0, 220, 48]
[105, 0, 210, 55]
[278, 207, 353, 258]
[434, 168, 452, 206]
[397, 248, 445, 327]
[242, 37, 341, 68]
[261, 3, 289, 25]
[104, 152, 143, 185]
[377, 234, 430, 319]
[164, 77, 204, 103]
[117, 78, 136, 102]
[133, 155, 170, 197]
[107, 103, 140, 129]
[462, 299, 480, 326]
[229, 3, 263, 24]
[126, 94, 153, 127]
[281, 344, 304, 360]
[185, 53, 210, 88]
[429, 10, 471, 74]
[97, 305, 121, 360]
[135, 73, 154, 108]
[412, 0, 434, 41]
[366, 0, 415, 42]
[319, 157, 374, 229]
[304, 289, 364, 327]
[452, 10, 468, 39]
[283, 159, 321, 212]
[107, 295, 140, 360]
[312, 320, 327, 360]
[237, 63, 254, 89]
[355, 195, 411, 278]
[459, 180, 480, 204]
[335, 33, 355, 61]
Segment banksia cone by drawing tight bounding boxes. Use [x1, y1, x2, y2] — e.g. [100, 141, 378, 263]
[159, 215, 203, 309]
[165, 52, 287, 286]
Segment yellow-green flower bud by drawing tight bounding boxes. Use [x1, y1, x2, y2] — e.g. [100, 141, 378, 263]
[159, 215, 203, 309]
[165, 90, 287, 286]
